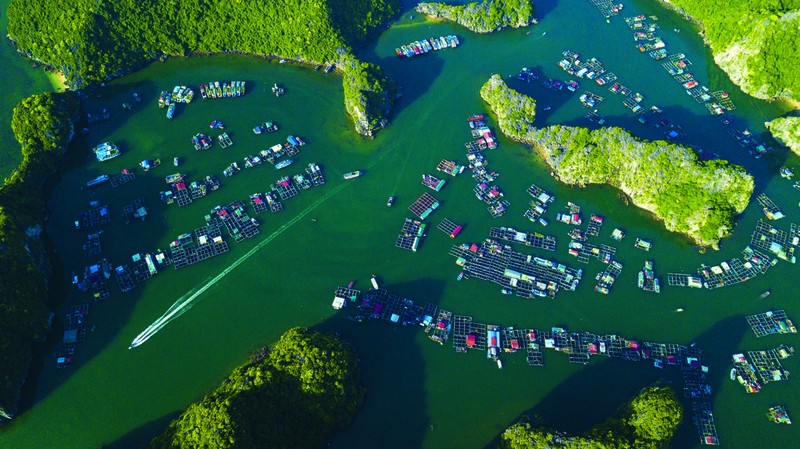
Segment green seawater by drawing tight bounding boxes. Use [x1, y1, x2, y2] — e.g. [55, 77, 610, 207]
[2, 1, 800, 448]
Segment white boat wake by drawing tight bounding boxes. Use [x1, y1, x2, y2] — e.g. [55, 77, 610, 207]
[129, 182, 347, 348]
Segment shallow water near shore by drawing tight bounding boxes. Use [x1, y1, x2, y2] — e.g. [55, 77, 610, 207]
[2, 0, 800, 448]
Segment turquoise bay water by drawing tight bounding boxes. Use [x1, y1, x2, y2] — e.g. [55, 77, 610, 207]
[2, 0, 799, 448]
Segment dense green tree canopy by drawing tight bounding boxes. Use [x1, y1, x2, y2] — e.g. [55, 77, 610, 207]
[0, 92, 79, 422]
[7, 0, 400, 135]
[661, 0, 800, 102]
[416, 0, 536, 33]
[499, 386, 682, 449]
[765, 116, 800, 155]
[147, 327, 364, 449]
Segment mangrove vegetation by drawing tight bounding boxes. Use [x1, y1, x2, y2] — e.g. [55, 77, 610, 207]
[416, 0, 536, 33]
[480, 75, 754, 248]
[147, 327, 364, 449]
[499, 385, 683, 449]
[0, 92, 80, 424]
[6, 0, 401, 135]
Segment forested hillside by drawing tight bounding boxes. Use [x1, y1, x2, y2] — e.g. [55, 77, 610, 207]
[6, 0, 400, 135]
[416, 0, 536, 33]
[147, 327, 364, 449]
[0, 92, 80, 423]
[656, 0, 800, 103]
[500, 385, 682, 449]
[480, 75, 754, 248]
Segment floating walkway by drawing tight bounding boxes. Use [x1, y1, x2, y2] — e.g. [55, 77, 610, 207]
[746, 310, 797, 337]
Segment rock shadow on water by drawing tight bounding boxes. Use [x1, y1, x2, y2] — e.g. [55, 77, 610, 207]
[100, 412, 180, 449]
[321, 278, 446, 449]
[358, 43, 446, 123]
[480, 315, 748, 449]
[20, 94, 175, 413]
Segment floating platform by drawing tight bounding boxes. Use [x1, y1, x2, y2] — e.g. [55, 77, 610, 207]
[450, 239, 582, 299]
[526, 184, 554, 204]
[264, 192, 283, 212]
[173, 185, 193, 207]
[114, 265, 135, 292]
[767, 405, 792, 425]
[63, 304, 89, 344]
[436, 160, 463, 176]
[122, 198, 148, 223]
[750, 220, 796, 263]
[408, 193, 440, 220]
[425, 309, 452, 345]
[395, 218, 425, 252]
[188, 181, 207, 200]
[757, 193, 784, 220]
[82, 232, 102, 256]
[490, 226, 557, 251]
[594, 260, 623, 294]
[437, 218, 462, 238]
[422, 174, 446, 192]
[250, 193, 270, 214]
[217, 132, 233, 148]
[452, 315, 487, 353]
[746, 310, 797, 338]
[76, 205, 111, 230]
[272, 176, 299, 200]
[306, 163, 325, 186]
[585, 214, 604, 236]
[170, 223, 229, 270]
[213, 201, 260, 243]
[692, 402, 720, 446]
[110, 170, 135, 188]
[568, 240, 616, 264]
[332, 285, 361, 309]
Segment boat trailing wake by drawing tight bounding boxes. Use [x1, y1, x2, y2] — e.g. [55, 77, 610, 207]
[129, 182, 348, 348]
